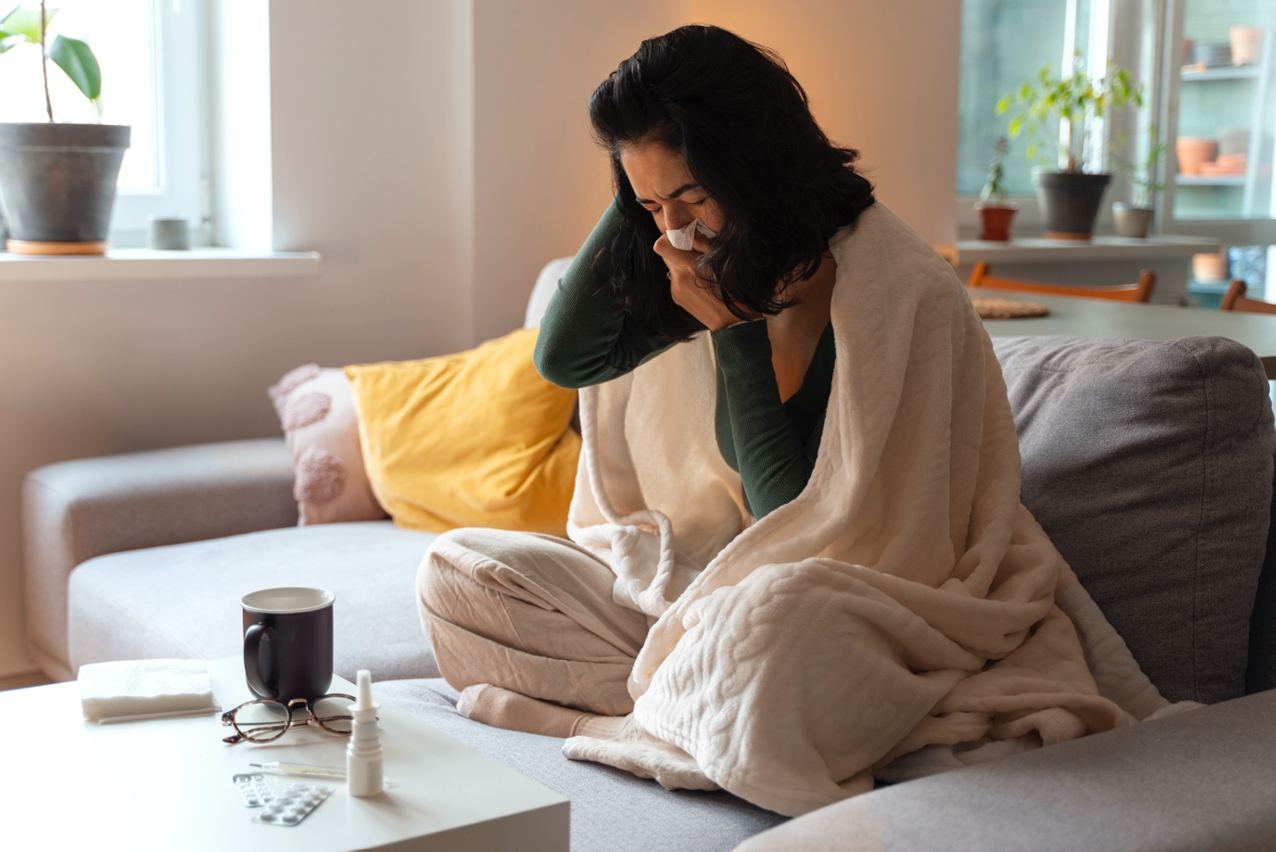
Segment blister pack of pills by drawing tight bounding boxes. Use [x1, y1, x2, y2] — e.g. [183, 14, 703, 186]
[252, 783, 333, 827]
[232, 773, 275, 808]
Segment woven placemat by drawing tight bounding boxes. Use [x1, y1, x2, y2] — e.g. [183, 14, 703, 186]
[971, 297, 1050, 319]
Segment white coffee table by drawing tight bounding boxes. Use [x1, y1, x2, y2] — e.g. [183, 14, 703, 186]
[3, 657, 569, 850]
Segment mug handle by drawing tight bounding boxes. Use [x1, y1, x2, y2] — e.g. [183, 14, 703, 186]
[244, 623, 275, 699]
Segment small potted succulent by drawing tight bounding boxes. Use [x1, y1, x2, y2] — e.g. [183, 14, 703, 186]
[997, 54, 1141, 240]
[1113, 128, 1166, 239]
[975, 136, 1017, 241]
[0, 2, 129, 255]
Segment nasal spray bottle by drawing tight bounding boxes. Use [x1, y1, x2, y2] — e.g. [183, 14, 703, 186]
[347, 669, 384, 797]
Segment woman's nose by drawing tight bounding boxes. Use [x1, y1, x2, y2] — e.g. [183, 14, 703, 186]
[661, 205, 693, 233]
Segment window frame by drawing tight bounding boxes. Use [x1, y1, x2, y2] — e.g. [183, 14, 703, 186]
[108, 0, 210, 248]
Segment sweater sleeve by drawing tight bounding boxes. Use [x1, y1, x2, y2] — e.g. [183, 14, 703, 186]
[711, 320, 817, 518]
[533, 202, 671, 389]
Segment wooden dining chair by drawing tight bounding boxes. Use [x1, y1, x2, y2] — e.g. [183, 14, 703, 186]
[1219, 279, 1276, 315]
[968, 262, 1157, 303]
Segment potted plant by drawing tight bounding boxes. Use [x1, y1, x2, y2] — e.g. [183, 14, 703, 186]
[997, 55, 1141, 240]
[975, 136, 1017, 241]
[0, 2, 129, 255]
[1112, 128, 1166, 239]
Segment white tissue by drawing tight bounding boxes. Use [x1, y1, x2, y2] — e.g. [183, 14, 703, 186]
[79, 658, 218, 723]
[666, 219, 718, 251]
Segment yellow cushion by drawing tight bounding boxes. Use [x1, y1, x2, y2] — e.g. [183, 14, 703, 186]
[345, 327, 579, 536]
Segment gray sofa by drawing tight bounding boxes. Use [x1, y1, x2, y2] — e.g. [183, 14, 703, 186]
[22, 268, 1276, 849]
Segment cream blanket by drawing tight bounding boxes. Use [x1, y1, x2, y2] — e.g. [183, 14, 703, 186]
[560, 204, 1169, 817]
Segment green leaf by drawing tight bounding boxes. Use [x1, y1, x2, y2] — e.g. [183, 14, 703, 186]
[0, 5, 56, 43]
[0, 31, 24, 53]
[48, 34, 99, 100]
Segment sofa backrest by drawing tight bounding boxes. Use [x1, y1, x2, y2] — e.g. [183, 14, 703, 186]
[525, 257, 575, 329]
[994, 334, 1276, 705]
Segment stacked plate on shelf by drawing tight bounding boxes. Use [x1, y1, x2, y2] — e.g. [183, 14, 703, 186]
[1192, 41, 1233, 67]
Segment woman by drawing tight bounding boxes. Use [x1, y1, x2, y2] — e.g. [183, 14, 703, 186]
[534, 24, 873, 520]
[419, 25, 1139, 816]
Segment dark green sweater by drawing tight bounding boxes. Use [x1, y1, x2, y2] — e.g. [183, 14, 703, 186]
[534, 203, 834, 518]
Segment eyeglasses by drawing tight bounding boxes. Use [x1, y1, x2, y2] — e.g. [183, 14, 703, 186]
[221, 694, 358, 745]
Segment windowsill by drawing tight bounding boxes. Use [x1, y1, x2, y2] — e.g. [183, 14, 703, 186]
[935, 234, 1221, 266]
[0, 248, 321, 282]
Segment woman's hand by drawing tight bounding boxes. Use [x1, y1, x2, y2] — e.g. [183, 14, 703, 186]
[652, 233, 752, 331]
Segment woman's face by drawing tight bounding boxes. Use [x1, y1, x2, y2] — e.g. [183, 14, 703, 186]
[619, 140, 725, 237]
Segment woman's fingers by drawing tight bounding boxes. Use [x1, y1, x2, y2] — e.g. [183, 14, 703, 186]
[652, 236, 739, 330]
[652, 233, 693, 268]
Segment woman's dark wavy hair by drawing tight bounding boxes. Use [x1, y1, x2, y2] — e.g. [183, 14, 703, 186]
[589, 24, 875, 340]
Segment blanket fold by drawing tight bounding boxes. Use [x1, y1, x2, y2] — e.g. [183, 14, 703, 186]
[560, 204, 1164, 816]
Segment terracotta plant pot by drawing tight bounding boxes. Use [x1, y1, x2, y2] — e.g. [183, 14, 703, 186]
[1113, 203, 1154, 239]
[1230, 26, 1262, 66]
[1193, 252, 1228, 283]
[975, 202, 1018, 241]
[1176, 137, 1218, 176]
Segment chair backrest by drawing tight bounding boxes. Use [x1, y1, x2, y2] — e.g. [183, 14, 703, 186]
[1220, 279, 1276, 315]
[969, 261, 1156, 302]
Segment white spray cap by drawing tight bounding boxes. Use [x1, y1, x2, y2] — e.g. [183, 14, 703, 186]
[355, 669, 375, 711]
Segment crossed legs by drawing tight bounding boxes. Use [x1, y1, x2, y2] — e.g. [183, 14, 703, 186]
[417, 527, 650, 736]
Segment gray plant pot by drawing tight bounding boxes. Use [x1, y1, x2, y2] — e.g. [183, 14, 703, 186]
[1113, 203, 1154, 239]
[0, 123, 130, 249]
[1033, 171, 1112, 240]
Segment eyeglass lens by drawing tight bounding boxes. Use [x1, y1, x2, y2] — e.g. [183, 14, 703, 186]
[230, 695, 355, 743]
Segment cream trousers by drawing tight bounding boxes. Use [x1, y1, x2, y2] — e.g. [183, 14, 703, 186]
[417, 527, 650, 717]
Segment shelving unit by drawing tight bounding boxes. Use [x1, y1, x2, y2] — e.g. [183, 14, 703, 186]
[1172, 29, 1274, 219]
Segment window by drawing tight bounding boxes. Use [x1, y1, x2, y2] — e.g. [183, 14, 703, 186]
[0, 0, 208, 246]
[958, 0, 1276, 296]
[957, 0, 1097, 196]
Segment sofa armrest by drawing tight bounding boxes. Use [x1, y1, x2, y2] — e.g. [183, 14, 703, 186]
[735, 689, 1276, 852]
[23, 438, 297, 680]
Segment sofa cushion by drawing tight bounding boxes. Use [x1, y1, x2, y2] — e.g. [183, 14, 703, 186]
[374, 678, 786, 852]
[993, 335, 1275, 705]
[345, 327, 581, 537]
[67, 521, 440, 684]
[267, 364, 388, 526]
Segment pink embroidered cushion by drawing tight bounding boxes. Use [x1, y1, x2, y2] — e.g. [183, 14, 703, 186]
[268, 364, 388, 525]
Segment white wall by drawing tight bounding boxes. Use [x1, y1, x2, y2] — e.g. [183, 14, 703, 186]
[0, 0, 479, 677]
[470, 0, 686, 342]
[0, 0, 961, 679]
[692, 0, 962, 246]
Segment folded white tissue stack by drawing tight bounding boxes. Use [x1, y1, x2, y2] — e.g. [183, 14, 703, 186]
[666, 219, 717, 250]
[79, 659, 218, 723]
